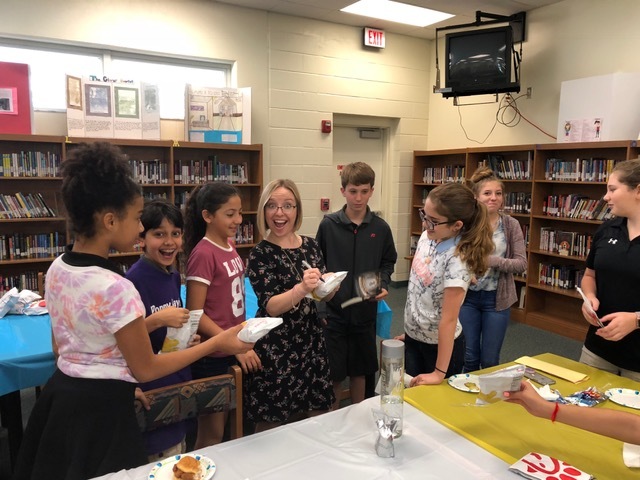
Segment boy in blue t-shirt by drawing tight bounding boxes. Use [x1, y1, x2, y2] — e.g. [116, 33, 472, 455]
[126, 199, 195, 461]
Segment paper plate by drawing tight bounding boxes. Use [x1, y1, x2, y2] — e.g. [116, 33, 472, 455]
[447, 373, 480, 393]
[148, 454, 216, 480]
[605, 388, 640, 409]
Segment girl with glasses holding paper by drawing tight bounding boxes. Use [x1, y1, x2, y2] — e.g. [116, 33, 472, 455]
[399, 182, 494, 386]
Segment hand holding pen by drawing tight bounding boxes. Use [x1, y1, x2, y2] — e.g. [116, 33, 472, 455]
[301, 260, 325, 282]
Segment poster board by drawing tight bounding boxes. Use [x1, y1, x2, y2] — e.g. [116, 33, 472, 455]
[113, 82, 142, 140]
[141, 82, 160, 140]
[82, 78, 114, 138]
[557, 72, 640, 142]
[0, 61, 32, 134]
[185, 86, 250, 144]
[66, 77, 160, 140]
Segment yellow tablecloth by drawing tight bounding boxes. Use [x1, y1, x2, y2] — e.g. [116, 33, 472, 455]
[405, 353, 640, 480]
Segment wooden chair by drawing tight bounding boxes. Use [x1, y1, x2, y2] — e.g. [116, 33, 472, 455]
[134, 365, 243, 440]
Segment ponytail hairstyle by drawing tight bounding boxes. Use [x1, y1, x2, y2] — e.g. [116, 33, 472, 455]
[469, 165, 505, 199]
[183, 181, 240, 256]
[427, 183, 494, 277]
[611, 158, 640, 189]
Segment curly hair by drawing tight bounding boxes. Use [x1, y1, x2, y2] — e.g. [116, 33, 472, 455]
[61, 142, 141, 239]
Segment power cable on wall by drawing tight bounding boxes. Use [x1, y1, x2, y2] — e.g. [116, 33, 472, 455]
[458, 93, 557, 144]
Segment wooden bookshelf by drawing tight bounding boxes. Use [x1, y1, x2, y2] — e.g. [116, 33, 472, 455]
[412, 140, 639, 341]
[0, 134, 263, 294]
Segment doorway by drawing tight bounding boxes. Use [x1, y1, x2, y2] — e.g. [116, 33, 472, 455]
[331, 126, 385, 216]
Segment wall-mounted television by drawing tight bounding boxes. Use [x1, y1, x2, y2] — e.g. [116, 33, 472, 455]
[442, 26, 520, 99]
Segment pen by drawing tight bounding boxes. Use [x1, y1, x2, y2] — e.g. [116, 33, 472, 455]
[301, 260, 325, 282]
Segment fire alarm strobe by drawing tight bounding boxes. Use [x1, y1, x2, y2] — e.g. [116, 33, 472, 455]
[321, 120, 332, 133]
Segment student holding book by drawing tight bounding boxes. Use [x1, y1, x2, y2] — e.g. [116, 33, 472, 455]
[579, 159, 640, 380]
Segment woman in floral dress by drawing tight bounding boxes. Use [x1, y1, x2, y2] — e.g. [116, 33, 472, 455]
[246, 179, 335, 431]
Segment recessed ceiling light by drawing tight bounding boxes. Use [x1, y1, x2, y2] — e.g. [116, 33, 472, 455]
[341, 0, 454, 28]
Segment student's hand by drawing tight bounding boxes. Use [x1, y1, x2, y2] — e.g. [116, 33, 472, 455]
[187, 334, 201, 348]
[206, 324, 254, 355]
[503, 381, 554, 419]
[374, 288, 389, 301]
[156, 307, 190, 328]
[581, 296, 601, 326]
[393, 333, 405, 341]
[236, 349, 262, 374]
[410, 371, 445, 386]
[135, 387, 150, 411]
[596, 312, 638, 341]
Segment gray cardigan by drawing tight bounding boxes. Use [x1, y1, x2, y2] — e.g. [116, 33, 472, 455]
[489, 214, 528, 311]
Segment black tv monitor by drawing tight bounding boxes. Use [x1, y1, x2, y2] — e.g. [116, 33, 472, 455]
[442, 26, 520, 98]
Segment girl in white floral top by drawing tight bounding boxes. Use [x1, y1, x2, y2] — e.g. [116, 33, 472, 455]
[400, 183, 494, 387]
[14, 142, 253, 480]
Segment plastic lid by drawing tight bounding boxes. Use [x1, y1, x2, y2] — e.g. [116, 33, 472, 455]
[381, 339, 404, 359]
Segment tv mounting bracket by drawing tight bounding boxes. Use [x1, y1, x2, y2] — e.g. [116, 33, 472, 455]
[433, 10, 526, 96]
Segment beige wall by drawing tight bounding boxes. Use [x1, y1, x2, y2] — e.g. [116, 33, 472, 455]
[3, 0, 640, 281]
[427, 0, 640, 149]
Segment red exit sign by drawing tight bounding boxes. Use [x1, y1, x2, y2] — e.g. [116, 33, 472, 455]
[363, 27, 385, 49]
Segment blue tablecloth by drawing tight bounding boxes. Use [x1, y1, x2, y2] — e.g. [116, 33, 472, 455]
[0, 314, 55, 396]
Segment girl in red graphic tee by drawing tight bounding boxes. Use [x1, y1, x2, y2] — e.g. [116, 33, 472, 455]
[184, 182, 260, 448]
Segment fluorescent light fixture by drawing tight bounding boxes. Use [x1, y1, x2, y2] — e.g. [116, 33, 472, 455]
[341, 0, 454, 27]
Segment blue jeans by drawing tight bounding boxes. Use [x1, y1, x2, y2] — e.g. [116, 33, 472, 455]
[404, 332, 465, 378]
[458, 289, 510, 372]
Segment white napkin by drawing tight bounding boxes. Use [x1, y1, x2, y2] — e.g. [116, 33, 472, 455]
[623, 443, 640, 468]
[509, 452, 593, 479]
[306, 271, 348, 300]
[529, 381, 561, 401]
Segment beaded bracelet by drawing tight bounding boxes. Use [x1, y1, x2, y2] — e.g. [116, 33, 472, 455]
[551, 402, 560, 422]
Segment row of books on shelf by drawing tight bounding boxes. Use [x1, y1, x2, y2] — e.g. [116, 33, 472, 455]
[0, 192, 57, 219]
[0, 232, 66, 261]
[538, 263, 585, 290]
[128, 159, 170, 185]
[539, 228, 592, 257]
[0, 151, 62, 178]
[544, 157, 617, 182]
[503, 192, 531, 214]
[234, 222, 254, 245]
[542, 194, 612, 221]
[479, 154, 532, 180]
[174, 158, 249, 185]
[1, 271, 40, 295]
[421, 166, 465, 184]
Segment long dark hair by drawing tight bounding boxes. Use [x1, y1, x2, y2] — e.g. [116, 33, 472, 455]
[183, 182, 239, 256]
[428, 183, 494, 277]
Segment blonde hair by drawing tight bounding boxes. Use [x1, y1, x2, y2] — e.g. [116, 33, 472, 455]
[428, 183, 494, 277]
[256, 179, 303, 238]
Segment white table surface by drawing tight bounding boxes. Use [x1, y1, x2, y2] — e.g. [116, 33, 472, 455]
[94, 396, 515, 480]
